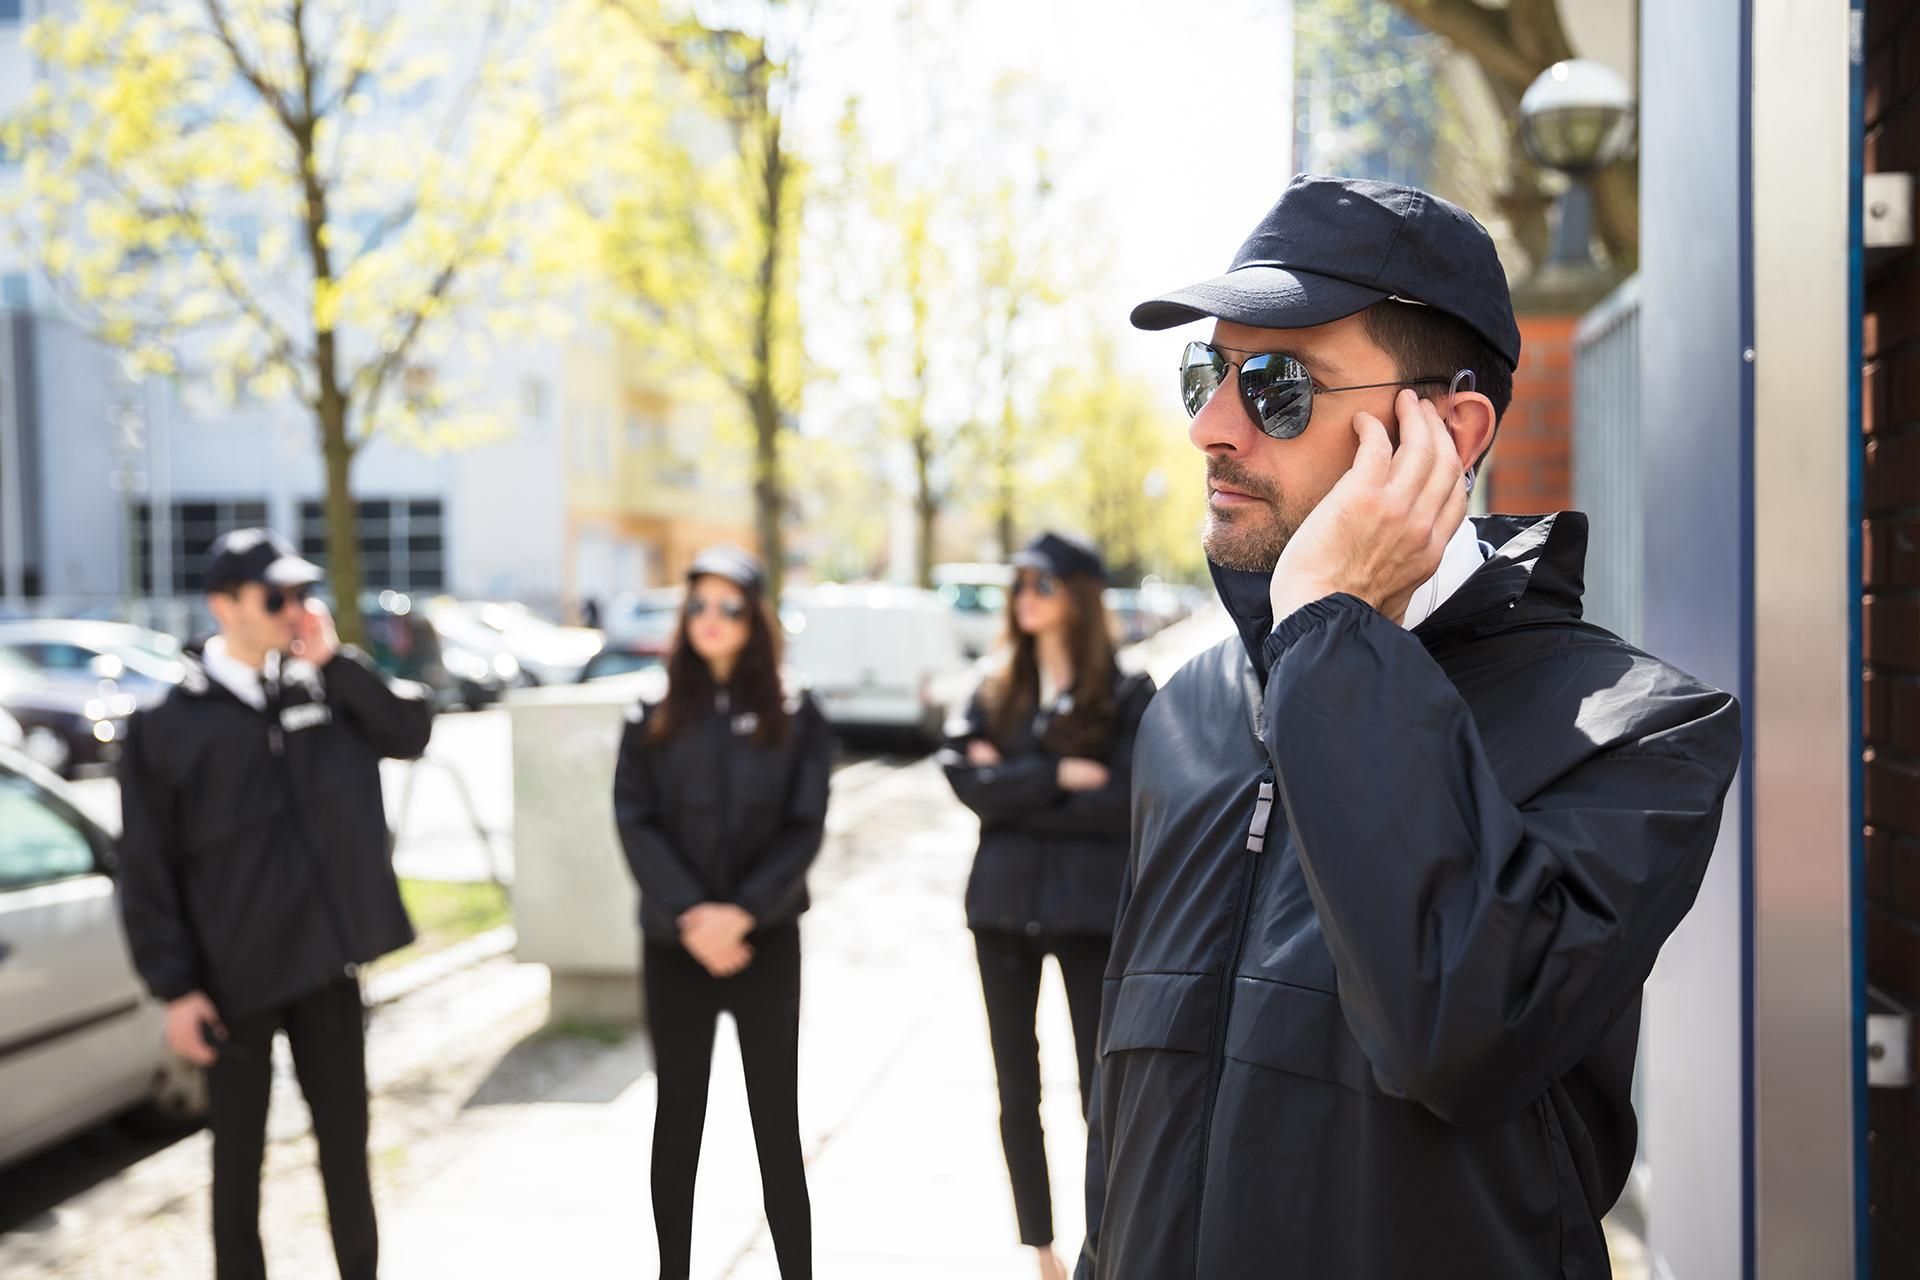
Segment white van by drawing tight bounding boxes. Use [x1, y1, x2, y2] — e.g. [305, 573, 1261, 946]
[931, 562, 1014, 659]
[785, 585, 973, 745]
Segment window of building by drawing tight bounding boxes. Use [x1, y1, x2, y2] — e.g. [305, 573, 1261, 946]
[522, 377, 549, 428]
[133, 497, 271, 593]
[0, 273, 28, 308]
[296, 496, 446, 593]
[0, 2, 24, 25]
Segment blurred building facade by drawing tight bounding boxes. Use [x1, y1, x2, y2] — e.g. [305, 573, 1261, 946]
[0, 0, 750, 627]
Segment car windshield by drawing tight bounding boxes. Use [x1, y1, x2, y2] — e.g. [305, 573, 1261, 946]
[938, 583, 1007, 614]
[0, 647, 37, 680]
[587, 650, 664, 680]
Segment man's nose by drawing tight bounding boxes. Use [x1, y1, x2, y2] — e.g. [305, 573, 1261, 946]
[1188, 373, 1261, 455]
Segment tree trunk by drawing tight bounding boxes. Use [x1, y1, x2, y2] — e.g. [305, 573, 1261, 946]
[320, 396, 365, 648]
[993, 363, 1018, 559]
[748, 93, 787, 601]
[287, 21, 365, 646]
[994, 457, 1016, 561]
[912, 425, 936, 588]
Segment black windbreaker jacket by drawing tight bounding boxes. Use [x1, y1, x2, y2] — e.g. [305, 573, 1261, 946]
[940, 669, 1157, 937]
[612, 683, 833, 942]
[1079, 513, 1742, 1280]
[118, 647, 434, 1020]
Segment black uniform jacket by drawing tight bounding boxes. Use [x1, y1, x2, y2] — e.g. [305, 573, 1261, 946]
[940, 669, 1156, 937]
[613, 681, 833, 942]
[1080, 513, 1743, 1280]
[118, 646, 434, 1020]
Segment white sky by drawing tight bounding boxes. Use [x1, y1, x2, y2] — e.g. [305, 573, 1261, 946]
[793, 0, 1296, 383]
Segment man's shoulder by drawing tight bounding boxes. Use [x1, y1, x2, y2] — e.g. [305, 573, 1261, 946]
[1141, 634, 1254, 729]
[1456, 618, 1740, 764]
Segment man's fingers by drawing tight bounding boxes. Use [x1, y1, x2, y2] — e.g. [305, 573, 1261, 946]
[1350, 411, 1394, 479]
[1386, 389, 1443, 500]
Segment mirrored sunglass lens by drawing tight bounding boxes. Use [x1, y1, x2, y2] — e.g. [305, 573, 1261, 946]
[1179, 343, 1224, 418]
[1239, 355, 1313, 438]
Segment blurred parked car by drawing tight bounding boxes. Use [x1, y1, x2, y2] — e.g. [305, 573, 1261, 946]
[0, 620, 186, 706]
[0, 749, 206, 1168]
[785, 584, 973, 746]
[1103, 588, 1158, 646]
[932, 563, 1015, 660]
[358, 591, 504, 711]
[0, 647, 135, 778]
[425, 598, 603, 686]
[1136, 578, 1193, 631]
[578, 641, 669, 684]
[602, 586, 686, 651]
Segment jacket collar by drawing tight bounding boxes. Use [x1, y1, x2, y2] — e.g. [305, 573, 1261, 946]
[1210, 511, 1591, 676]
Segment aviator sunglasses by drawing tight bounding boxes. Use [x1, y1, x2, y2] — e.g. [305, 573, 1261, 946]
[264, 586, 310, 614]
[685, 597, 750, 621]
[1012, 573, 1060, 599]
[1179, 340, 1472, 440]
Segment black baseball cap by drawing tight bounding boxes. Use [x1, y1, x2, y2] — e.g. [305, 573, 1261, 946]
[204, 528, 323, 594]
[687, 544, 767, 593]
[1012, 532, 1106, 583]
[1131, 174, 1522, 370]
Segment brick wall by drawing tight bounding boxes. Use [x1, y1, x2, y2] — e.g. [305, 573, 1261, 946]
[1865, 1, 1920, 1273]
[1485, 313, 1576, 514]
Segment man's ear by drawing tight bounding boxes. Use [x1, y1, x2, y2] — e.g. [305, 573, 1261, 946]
[1445, 391, 1497, 472]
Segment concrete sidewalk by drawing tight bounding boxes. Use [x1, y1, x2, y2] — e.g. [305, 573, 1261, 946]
[379, 756, 1090, 1279]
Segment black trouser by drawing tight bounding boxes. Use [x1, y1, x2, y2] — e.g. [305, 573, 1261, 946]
[972, 928, 1109, 1249]
[644, 923, 810, 1280]
[206, 975, 375, 1280]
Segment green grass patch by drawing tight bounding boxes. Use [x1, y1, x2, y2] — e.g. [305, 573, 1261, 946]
[541, 1020, 628, 1047]
[366, 878, 510, 978]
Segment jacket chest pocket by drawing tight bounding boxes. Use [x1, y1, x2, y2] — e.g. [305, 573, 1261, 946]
[1238, 839, 1342, 993]
[1222, 977, 1394, 1099]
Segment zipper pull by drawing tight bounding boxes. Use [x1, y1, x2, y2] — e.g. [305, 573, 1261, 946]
[1246, 772, 1276, 854]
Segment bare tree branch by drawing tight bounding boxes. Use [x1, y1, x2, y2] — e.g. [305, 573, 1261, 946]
[202, 0, 303, 135]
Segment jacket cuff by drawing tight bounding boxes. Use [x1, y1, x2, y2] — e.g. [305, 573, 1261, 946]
[1263, 593, 1377, 669]
[146, 969, 200, 1004]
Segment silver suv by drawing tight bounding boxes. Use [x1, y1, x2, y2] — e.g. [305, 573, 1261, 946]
[0, 750, 204, 1167]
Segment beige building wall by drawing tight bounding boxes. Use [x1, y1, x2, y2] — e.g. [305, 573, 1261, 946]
[559, 338, 754, 609]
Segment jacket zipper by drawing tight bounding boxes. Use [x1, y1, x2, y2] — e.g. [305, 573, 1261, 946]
[716, 689, 734, 894]
[1192, 767, 1276, 1278]
[266, 697, 360, 982]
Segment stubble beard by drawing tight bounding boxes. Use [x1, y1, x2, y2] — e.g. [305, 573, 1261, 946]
[1202, 459, 1301, 572]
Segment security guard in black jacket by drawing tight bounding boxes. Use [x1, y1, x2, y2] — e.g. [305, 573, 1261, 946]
[1076, 177, 1743, 1279]
[118, 528, 433, 1280]
[940, 532, 1154, 1280]
[613, 545, 833, 1280]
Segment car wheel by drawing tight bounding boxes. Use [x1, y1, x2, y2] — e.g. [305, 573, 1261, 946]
[124, 1054, 209, 1135]
[22, 725, 73, 777]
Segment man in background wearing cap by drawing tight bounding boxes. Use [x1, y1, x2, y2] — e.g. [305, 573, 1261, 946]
[119, 529, 434, 1280]
[1075, 177, 1742, 1278]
